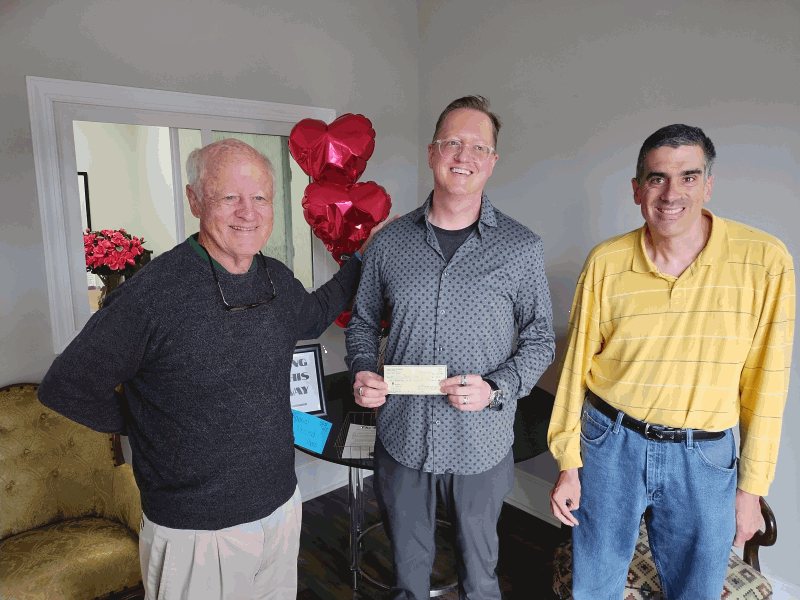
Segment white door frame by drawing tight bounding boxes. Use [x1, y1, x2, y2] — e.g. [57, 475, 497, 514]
[27, 76, 335, 353]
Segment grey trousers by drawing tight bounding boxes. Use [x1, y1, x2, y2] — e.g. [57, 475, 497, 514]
[373, 436, 515, 600]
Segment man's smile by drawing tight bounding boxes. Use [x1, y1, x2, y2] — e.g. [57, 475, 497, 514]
[450, 167, 473, 175]
[656, 206, 685, 216]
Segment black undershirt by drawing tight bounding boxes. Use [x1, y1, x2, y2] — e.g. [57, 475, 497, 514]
[431, 221, 478, 263]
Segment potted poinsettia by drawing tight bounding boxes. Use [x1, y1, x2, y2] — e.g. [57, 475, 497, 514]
[84, 228, 151, 308]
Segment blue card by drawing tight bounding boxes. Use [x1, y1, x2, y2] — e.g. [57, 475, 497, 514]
[292, 409, 332, 454]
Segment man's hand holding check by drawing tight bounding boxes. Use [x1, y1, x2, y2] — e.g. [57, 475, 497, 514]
[354, 369, 491, 412]
[440, 374, 492, 412]
[353, 371, 389, 408]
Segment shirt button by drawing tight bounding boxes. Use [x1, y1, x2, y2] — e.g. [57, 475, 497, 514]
[438, 346, 443, 351]
[435, 420, 441, 424]
[440, 310, 445, 315]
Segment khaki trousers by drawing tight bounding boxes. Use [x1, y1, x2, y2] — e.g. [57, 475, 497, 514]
[139, 486, 302, 600]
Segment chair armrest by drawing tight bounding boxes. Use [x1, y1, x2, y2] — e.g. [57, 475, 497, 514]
[106, 464, 143, 535]
[743, 497, 777, 572]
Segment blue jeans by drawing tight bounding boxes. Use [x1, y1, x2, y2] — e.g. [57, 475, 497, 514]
[571, 399, 737, 600]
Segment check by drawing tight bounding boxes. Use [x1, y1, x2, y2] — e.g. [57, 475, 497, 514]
[384, 365, 448, 395]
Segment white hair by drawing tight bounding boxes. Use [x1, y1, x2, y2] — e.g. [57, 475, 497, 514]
[186, 138, 275, 202]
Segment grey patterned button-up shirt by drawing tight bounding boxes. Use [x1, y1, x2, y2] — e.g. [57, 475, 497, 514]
[346, 193, 555, 474]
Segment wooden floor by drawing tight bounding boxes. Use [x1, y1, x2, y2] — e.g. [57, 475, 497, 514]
[298, 477, 570, 599]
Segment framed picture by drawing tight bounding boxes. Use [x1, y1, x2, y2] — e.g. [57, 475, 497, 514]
[290, 344, 327, 416]
[77, 171, 92, 231]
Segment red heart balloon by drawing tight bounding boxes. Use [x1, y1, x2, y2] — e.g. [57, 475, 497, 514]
[334, 310, 352, 328]
[302, 181, 391, 261]
[334, 310, 390, 331]
[289, 114, 376, 185]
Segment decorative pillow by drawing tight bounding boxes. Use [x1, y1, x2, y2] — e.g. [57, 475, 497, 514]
[552, 520, 773, 600]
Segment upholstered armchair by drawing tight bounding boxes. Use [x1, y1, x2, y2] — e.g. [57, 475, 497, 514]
[552, 498, 778, 599]
[0, 383, 144, 600]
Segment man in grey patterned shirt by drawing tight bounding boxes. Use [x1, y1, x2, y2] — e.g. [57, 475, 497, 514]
[346, 96, 555, 599]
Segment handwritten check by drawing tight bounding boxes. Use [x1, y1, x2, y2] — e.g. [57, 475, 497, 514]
[384, 365, 447, 395]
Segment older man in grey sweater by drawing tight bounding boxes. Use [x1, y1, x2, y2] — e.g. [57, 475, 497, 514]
[39, 138, 390, 599]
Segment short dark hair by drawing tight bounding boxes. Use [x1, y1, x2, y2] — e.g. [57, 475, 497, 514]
[635, 124, 716, 182]
[431, 95, 502, 149]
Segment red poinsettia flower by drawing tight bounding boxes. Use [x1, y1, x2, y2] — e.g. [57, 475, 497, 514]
[106, 251, 128, 270]
[84, 228, 149, 276]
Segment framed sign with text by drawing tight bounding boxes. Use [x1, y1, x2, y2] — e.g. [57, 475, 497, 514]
[290, 344, 327, 416]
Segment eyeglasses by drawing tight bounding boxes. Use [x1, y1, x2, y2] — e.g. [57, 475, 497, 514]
[201, 245, 276, 311]
[434, 139, 495, 161]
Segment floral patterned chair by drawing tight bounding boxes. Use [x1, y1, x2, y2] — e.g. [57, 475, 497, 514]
[552, 498, 777, 600]
[0, 383, 144, 600]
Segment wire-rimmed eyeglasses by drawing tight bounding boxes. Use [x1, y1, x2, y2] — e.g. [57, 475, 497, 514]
[201, 245, 276, 311]
[434, 139, 495, 161]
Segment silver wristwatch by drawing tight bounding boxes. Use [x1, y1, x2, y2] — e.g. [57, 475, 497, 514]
[485, 380, 503, 411]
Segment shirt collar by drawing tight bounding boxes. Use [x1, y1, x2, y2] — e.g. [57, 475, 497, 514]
[695, 210, 729, 265]
[632, 209, 729, 274]
[188, 233, 257, 273]
[413, 191, 498, 233]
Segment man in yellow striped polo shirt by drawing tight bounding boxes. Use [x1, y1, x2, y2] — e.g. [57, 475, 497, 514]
[547, 124, 795, 599]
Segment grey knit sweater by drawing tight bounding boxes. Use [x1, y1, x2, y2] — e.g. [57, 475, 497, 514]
[39, 238, 359, 530]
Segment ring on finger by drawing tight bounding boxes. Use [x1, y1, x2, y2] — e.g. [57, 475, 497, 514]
[463, 396, 470, 405]
[461, 374, 467, 387]
[358, 386, 364, 396]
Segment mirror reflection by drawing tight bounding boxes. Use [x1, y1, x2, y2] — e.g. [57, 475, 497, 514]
[72, 121, 313, 311]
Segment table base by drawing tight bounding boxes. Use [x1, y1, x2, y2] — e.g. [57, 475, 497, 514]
[348, 466, 459, 597]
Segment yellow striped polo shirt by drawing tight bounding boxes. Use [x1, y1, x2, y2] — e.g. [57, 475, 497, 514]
[548, 210, 795, 496]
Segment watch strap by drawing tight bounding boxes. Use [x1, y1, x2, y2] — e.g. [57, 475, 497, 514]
[484, 379, 503, 411]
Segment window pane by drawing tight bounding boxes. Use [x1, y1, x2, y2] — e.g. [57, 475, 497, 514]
[178, 128, 202, 240]
[74, 121, 177, 256]
[73, 124, 315, 315]
[289, 149, 313, 288]
[74, 121, 178, 311]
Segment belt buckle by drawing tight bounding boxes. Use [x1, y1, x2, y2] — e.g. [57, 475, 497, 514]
[644, 423, 665, 441]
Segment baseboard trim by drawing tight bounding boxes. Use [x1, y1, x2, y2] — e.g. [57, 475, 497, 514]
[301, 475, 348, 502]
[504, 467, 561, 527]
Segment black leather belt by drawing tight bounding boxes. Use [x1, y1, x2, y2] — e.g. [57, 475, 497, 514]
[587, 391, 725, 442]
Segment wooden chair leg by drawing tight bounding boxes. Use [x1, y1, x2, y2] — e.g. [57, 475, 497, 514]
[743, 497, 777, 572]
